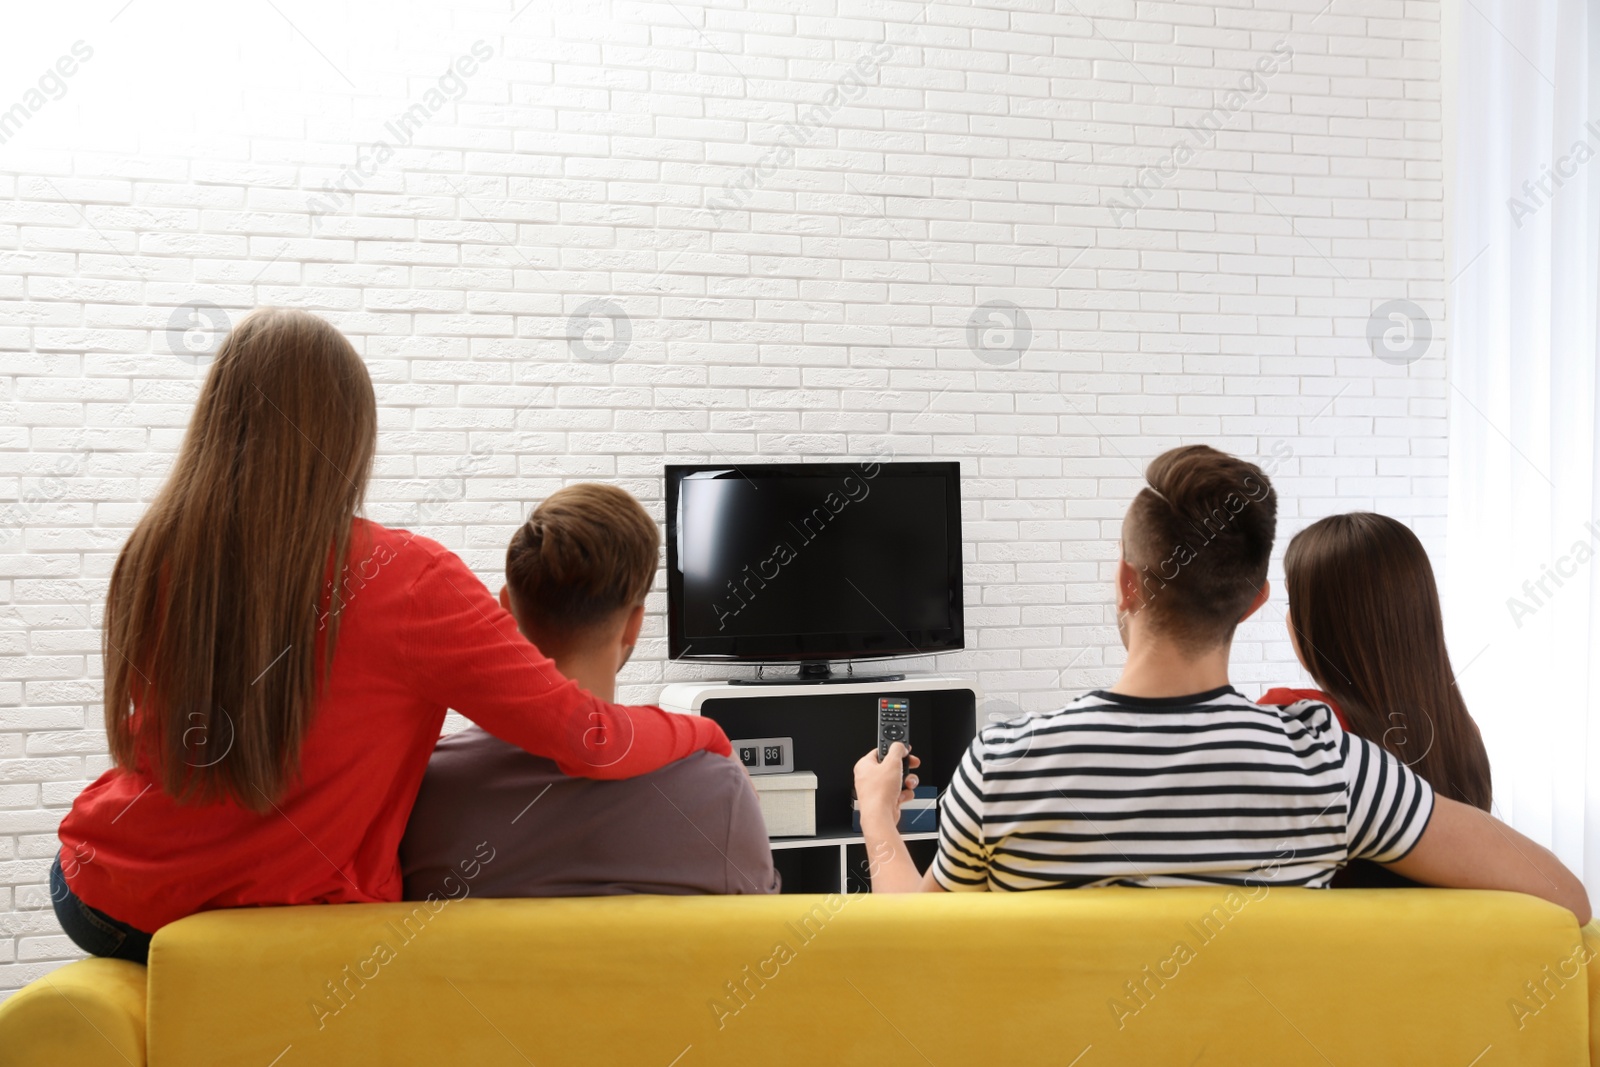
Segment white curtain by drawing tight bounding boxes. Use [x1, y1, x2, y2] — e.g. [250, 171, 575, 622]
[1447, 0, 1600, 891]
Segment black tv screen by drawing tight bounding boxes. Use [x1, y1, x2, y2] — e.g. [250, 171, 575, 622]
[665, 462, 965, 662]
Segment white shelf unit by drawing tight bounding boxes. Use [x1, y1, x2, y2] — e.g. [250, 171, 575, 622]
[659, 676, 979, 894]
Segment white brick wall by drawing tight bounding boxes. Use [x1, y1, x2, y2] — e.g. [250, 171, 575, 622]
[0, 0, 1446, 992]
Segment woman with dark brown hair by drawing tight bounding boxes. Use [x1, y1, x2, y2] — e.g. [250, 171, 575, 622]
[1261, 512, 1493, 885]
[52, 308, 729, 962]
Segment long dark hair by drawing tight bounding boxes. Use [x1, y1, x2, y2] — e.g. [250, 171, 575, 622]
[105, 308, 377, 811]
[1284, 513, 1491, 810]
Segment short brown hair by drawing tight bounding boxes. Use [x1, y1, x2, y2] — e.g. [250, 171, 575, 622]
[504, 484, 659, 642]
[1122, 445, 1276, 649]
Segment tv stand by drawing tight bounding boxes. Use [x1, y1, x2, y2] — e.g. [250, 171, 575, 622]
[728, 661, 906, 686]
[659, 677, 980, 894]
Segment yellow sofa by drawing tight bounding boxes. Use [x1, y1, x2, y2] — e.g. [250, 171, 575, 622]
[2, 888, 1598, 1066]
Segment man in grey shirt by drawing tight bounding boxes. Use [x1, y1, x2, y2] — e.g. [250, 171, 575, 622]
[401, 484, 779, 900]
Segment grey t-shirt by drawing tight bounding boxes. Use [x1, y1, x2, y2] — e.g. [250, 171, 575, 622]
[400, 726, 780, 900]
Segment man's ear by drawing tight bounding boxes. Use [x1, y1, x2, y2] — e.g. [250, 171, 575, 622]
[616, 604, 646, 672]
[621, 603, 645, 647]
[1116, 556, 1142, 615]
[498, 585, 529, 641]
[1239, 578, 1271, 624]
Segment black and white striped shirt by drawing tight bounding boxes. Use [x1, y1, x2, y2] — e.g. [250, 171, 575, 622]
[934, 686, 1435, 892]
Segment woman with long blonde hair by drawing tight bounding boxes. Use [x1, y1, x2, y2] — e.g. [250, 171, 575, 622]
[54, 309, 728, 961]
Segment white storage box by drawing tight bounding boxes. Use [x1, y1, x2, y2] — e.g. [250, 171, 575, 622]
[750, 771, 817, 837]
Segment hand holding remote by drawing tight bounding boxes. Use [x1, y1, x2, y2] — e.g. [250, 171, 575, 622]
[853, 742, 922, 825]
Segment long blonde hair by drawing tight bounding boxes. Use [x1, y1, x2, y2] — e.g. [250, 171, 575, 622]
[105, 308, 377, 811]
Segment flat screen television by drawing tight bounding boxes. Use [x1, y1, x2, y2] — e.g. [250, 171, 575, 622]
[664, 461, 965, 669]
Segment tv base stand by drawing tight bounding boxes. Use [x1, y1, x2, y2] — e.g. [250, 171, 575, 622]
[726, 661, 906, 685]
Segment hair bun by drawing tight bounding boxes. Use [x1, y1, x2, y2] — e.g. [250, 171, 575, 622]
[1145, 444, 1269, 535]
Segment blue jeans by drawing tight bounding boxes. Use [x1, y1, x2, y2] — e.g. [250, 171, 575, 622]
[51, 855, 151, 965]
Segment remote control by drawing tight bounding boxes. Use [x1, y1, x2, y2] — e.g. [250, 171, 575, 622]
[877, 697, 911, 784]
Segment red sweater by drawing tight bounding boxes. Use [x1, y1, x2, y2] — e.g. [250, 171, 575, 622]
[1259, 686, 1349, 730]
[57, 520, 729, 932]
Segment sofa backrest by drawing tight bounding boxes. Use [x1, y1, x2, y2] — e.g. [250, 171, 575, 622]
[141, 887, 1593, 1066]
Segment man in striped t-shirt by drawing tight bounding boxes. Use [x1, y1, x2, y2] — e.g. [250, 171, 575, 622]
[933, 687, 1426, 891]
[854, 446, 1588, 922]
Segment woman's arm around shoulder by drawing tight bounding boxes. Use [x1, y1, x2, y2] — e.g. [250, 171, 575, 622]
[395, 540, 729, 779]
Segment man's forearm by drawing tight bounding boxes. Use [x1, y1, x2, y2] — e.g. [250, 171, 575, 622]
[860, 812, 924, 893]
